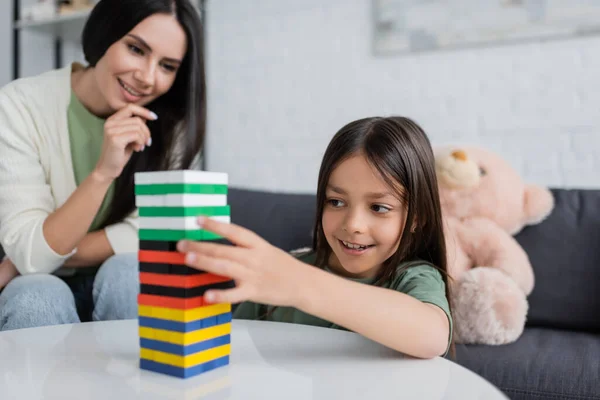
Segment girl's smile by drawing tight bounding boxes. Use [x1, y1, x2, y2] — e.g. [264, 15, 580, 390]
[337, 239, 375, 255]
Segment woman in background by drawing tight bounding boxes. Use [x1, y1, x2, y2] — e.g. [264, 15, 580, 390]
[0, 0, 205, 330]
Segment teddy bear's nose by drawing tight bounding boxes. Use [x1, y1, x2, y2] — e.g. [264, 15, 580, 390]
[451, 150, 468, 161]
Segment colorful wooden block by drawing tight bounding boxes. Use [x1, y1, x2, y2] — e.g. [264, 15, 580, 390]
[139, 205, 230, 217]
[139, 215, 230, 230]
[140, 280, 234, 298]
[201, 316, 218, 329]
[140, 343, 230, 368]
[135, 183, 228, 196]
[138, 229, 224, 241]
[139, 262, 202, 275]
[135, 194, 228, 207]
[139, 261, 171, 274]
[139, 238, 233, 253]
[140, 334, 230, 356]
[138, 250, 186, 265]
[140, 356, 230, 379]
[138, 303, 231, 323]
[139, 272, 232, 288]
[139, 240, 179, 252]
[134, 170, 228, 185]
[216, 312, 233, 325]
[168, 264, 205, 275]
[138, 293, 205, 309]
[139, 323, 231, 346]
[138, 311, 229, 332]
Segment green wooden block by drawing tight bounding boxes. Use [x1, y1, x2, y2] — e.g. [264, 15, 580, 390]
[138, 229, 223, 241]
[138, 205, 231, 218]
[134, 184, 228, 196]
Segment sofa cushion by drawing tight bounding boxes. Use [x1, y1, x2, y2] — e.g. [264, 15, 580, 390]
[227, 188, 316, 251]
[515, 189, 600, 332]
[455, 327, 600, 400]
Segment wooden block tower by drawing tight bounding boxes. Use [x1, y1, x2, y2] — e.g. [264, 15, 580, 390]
[134, 170, 234, 379]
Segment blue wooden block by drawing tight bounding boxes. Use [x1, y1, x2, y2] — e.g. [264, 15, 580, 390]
[138, 316, 200, 332]
[216, 312, 232, 325]
[140, 334, 231, 356]
[138, 312, 232, 333]
[140, 355, 230, 378]
[201, 316, 217, 329]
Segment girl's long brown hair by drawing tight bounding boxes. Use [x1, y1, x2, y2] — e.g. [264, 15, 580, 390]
[312, 116, 454, 357]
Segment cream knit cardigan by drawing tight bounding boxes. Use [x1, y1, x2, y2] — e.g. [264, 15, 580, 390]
[0, 65, 138, 275]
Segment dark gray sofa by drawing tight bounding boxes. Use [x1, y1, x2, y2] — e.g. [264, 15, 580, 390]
[226, 187, 600, 400]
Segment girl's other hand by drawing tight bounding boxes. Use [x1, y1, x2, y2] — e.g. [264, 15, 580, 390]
[93, 104, 157, 182]
[177, 217, 312, 307]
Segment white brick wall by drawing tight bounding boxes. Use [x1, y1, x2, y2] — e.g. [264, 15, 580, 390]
[205, 0, 600, 193]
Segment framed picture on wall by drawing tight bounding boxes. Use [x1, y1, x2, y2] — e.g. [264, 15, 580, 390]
[372, 0, 600, 55]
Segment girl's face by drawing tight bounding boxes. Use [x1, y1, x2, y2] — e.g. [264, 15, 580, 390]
[322, 153, 407, 279]
[93, 13, 187, 113]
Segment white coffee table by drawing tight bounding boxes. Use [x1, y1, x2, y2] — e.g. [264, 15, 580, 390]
[0, 319, 507, 399]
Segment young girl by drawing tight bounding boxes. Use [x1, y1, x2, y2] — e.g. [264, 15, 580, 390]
[177, 116, 454, 359]
[0, 0, 205, 330]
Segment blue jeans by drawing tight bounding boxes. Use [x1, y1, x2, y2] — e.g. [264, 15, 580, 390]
[0, 253, 139, 331]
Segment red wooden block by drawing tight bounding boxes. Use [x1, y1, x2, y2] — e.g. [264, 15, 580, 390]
[138, 250, 186, 265]
[139, 272, 232, 288]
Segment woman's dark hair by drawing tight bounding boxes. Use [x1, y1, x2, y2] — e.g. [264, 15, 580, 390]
[82, 0, 206, 228]
[312, 116, 454, 355]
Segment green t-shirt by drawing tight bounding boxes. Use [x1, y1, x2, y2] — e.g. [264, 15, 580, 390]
[67, 90, 114, 232]
[233, 251, 453, 356]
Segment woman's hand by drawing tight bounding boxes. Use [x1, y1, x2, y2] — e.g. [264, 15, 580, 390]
[93, 104, 157, 182]
[177, 217, 313, 306]
[0, 257, 19, 290]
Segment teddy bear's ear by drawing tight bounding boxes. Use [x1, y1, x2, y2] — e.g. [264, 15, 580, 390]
[523, 184, 555, 225]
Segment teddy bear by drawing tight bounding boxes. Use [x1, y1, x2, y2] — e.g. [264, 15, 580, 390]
[434, 145, 554, 345]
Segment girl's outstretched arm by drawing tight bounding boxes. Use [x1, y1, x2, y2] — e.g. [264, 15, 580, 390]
[178, 217, 450, 359]
[297, 266, 450, 359]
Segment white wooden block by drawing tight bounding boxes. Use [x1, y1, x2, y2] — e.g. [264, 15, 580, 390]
[134, 170, 228, 185]
[139, 215, 231, 230]
[135, 194, 228, 207]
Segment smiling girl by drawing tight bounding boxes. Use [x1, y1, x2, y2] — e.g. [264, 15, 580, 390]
[178, 116, 454, 359]
[0, 0, 205, 331]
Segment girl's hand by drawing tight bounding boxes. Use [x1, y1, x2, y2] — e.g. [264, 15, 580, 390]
[93, 104, 157, 182]
[0, 257, 19, 290]
[177, 217, 312, 306]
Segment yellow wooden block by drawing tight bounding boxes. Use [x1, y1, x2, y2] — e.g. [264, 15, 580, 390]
[138, 303, 231, 322]
[140, 344, 231, 368]
[139, 323, 232, 346]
